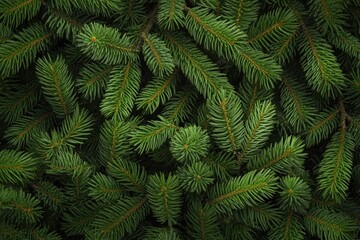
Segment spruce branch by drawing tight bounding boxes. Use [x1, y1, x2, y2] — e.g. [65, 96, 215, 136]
[0, 23, 52, 77]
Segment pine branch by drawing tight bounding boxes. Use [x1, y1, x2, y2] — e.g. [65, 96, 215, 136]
[0, 0, 42, 27]
[237, 203, 283, 231]
[90, 197, 149, 239]
[146, 173, 182, 225]
[247, 136, 306, 174]
[208, 169, 278, 213]
[309, 0, 346, 34]
[317, 128, 355, 203]
[160, 85, 199, 124]
[100, 63, 141, 120]
[136, 70, 178, 114]
[234, 45, 282, 89]
[164, 32, 234, 97]
[36, 54, 77, 118]
[239, 80, 273, 119]
[76, 63, 113, 102]
[203, 151, 237, 181]
[46, 150, 93, 178]
[4, 109, 54, 148]
[248, 8, 299, 53]
[77, 22, 138, 65]
[298, 22, 346, 98]
[304, 108, 339, 147]
[304, 208, 359, 239]
[0, 24, 12, 44]
[0, 23, 52, 77]
[177, 161, 214, 193]
[186, 200, 222, 240]
[207, 89, 244, 153]
[157, 0, 185, 30]
[328, 30, 360, 66]
[278, 176, 311, 213]
[31, 180, 67, 212]
[130, 116, 178, 153]
[143, 227, 181, 240]
[268, 211, 306, 240]
[184, 6, 282, 89]
[44, 8, 90, 41]
[280, 72, 317, 132]
[239, 100, 276, 162]
[88, 173, 124, 202]
[98, 117, 140, 165]
[222, 0, 260, 30]
[0, 150, 37, 184]
[49, 107, 94, 149]
[170, 125, 210, 163]
[0, 82, 41, 123]
[184, 6, 247, 60]
[141, 33, 175, 77]
[107, 157, 147, 192]
[0, 185, 43, 224]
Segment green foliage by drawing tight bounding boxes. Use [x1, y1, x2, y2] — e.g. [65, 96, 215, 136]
[32, 180, 67, 212]
[0, 23, 51, 77]
[36, 54, 77, 118]
[100, 63, 141, 120]
[240, 100, 276, 160]
[1, 0, 360, 239]
[76, 63, 113, 102]
[170, 125, 210, 162]
[136, 71, 178, 113]
[157, 0, 185, 30]
[248, 8, 299, 53]
[4, 109, 54, 147]
[0, 0, 42, 27]
[177, 161, 214, 193]
[304, 208, 359, 240]
[0, 150, 37, 184]
[89, 197, 149, 239]
[160, 85, 199, 124]
[130, 116, 177, 153]
[278, 176, 311, 213]
[141, 33, 175, 77]
[186, 199, 221, 239]
[98, 117, 139, 164]
[268, 213, 306, 240]
[299, 26, 346, 98]
[247, 136, 307, 174]
[107, 157, 147, 192]
[304, 107, 339, 147]
[147, 173, 182, 225]
[164, 32, 234, 97]
[0, 82, 41, 123]
[280, 72, 317, 131]
[222, 0, 260, 30]
[88, 173, 124, 202]
[309, 0, 346, 34]
[207, 89, 244, 152]
[208, 169, 278, 213]
[77, 22, 138, 65]
[0, 185, 43, 224]
[317, 130, 355, 203]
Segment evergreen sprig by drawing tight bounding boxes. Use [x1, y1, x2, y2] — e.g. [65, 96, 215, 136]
[147, 173, 182, 225]
[1, 0, 360, 238]
[36, 54, 77, 118]
[77, 22, 138, 65]
[0, 23, 51, 77]
[208, 169, 278, 213]
[207, 89, 244, 153]
[170, 125, 210, 162]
